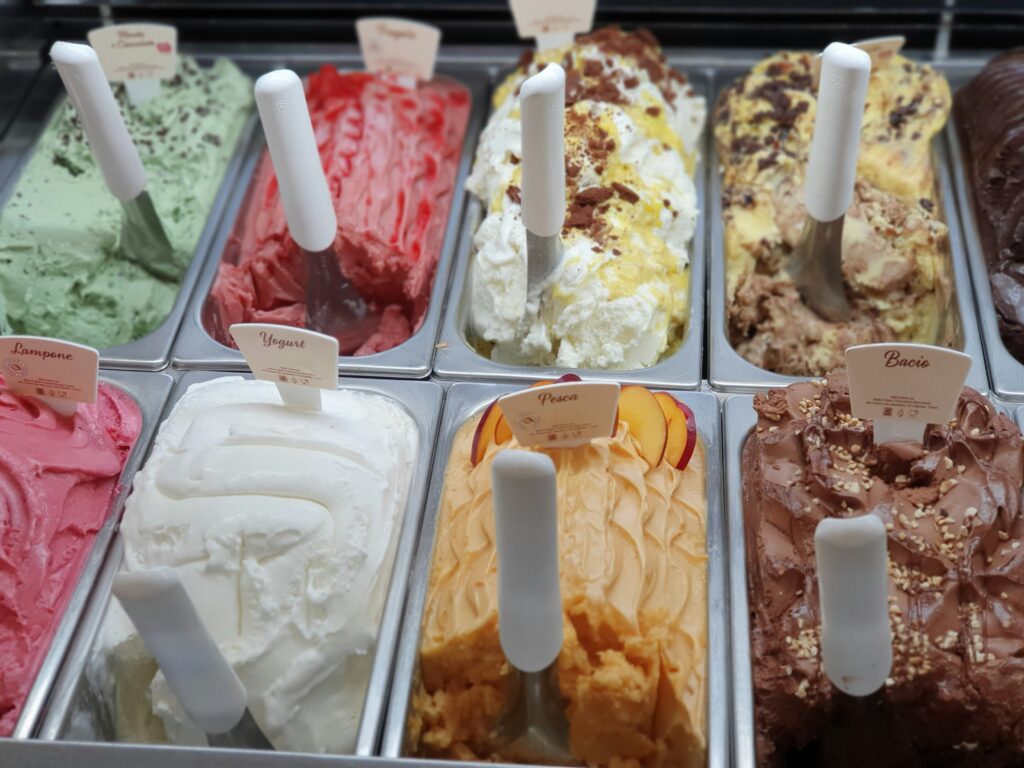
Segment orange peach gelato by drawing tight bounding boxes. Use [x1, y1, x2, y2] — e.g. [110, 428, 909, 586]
[409, 412, 708, 767]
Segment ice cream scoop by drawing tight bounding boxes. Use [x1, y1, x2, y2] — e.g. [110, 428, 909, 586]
[490, 449, 575, 765]
[254, 69, 378, 354]
[112, 568, 274, 750]
[815, 515, 892, 697]
[520, 63, 566, 297]
[49, 42, 177, 281]
[788, 43, 871, 322]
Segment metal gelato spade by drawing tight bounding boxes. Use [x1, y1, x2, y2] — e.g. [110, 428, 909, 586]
[521, 63, 566, 298]
[113, 568, 275, 750]
[254, 69, 379, 354]
[490, 450, 576, 765]
[49, 42, 178, 281]
[788, 42, 871, 323]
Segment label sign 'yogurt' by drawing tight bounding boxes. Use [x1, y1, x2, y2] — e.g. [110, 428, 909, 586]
[509, 0, 595, 48]
[847, 343, 972, 443]
[498, 381, 619, 448]
[0, 336, 99, 406]
[356, 17, 440, 83]
[230, 324, 338, 391]
[87, 24, 178, 82]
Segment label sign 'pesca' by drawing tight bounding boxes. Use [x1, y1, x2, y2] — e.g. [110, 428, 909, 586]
[498, 380, 619, 448]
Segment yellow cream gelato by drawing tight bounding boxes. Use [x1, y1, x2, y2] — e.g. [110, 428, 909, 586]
[466, 28, 705, 370]
[716, 51, 955, 376]
[409, 411, 708, 767]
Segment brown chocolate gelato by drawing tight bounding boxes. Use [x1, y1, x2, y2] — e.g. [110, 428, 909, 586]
[743, 372, 1024, 767]
[954, 50, 1024, 362]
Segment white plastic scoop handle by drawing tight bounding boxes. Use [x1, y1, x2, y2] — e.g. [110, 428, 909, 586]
[254, 70, 337, 253]
[520, 63, 566, 239]
[815, 515, 892, 697]
[49, 41, 146, 202]
[804, 42, 871, 223]
[113, 567, 248, 734]
[492, 450, 563, 673]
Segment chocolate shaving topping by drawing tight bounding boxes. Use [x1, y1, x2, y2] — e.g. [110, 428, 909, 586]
[575, 186, 614, 206]
[612, 182, 639, 204]
[506, 185, 521, 204]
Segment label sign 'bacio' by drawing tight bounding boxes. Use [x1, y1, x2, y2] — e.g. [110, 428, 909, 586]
[498, 381, 619, 448]
[846, 343, 972, 443]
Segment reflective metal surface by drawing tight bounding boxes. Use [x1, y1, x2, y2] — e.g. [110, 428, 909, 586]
[40, 372, 444, 759]
[944, 65, 1024, 401]
[381, 383, 728, 768]
[707, 61, 989, 395]
[13, 370, 175, 739]
[432, 66, 710, 389]
[0, 55, 257, 370]
[170, 52, 489, 379]
[722, 395, 758, 768]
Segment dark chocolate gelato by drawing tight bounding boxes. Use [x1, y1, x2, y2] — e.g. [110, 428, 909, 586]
[954, 50, 1024, 362]
[743, 372, 1024, 767]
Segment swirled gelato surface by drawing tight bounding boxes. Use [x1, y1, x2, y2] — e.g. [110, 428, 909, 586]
[207, 67, 471, 356]
[716, 52, 954, 376]
[107, 377, 417, 753]
[743, 371, 1024, 766]
[954, 50, 1024, 362]
[410, 409, 708, 767]
[0, 382, 140, 735]
[0, 57, 252, 349]
[466, 27, 704, 370]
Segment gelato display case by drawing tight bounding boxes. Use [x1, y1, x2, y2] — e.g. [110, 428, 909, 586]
[0, 1, 1023, 767]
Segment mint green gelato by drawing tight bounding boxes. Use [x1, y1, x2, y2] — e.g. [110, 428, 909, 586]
[0, 56, 252, 348]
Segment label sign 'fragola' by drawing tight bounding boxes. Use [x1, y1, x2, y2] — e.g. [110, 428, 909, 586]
[498, 380, 619, 448]
[356, 17, 441, 82]
[87, 24, 178, 82]
[0, 336, 99, 406]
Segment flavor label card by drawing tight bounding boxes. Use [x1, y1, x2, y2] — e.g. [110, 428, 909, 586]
[0, 336, 99, 405]
[356, 18, 440, 83]
[230, 324, 338, 390]
[509, 0, 596, 45]
[847, 343, 971, 426]
[499, 381, 619, 449]
[88, 24, 178, 82]
[812, 35, 905, 86]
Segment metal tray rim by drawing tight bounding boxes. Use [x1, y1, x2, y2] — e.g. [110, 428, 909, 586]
[38, 371, 445, 760]
[381, 382, 728, 768]
[944, 118, 1024, 400]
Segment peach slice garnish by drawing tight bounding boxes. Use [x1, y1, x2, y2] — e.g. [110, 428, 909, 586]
[471, 400, 503, 466]
[654, 393, 698, 470]
[675, 398, 697, 471]
[655, 392, 687, 467]
[618, 385, 668, 467]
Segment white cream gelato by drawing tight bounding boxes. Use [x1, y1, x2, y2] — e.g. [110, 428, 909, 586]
[466, 29, 705, 370]
[106, 377, 417, 754]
